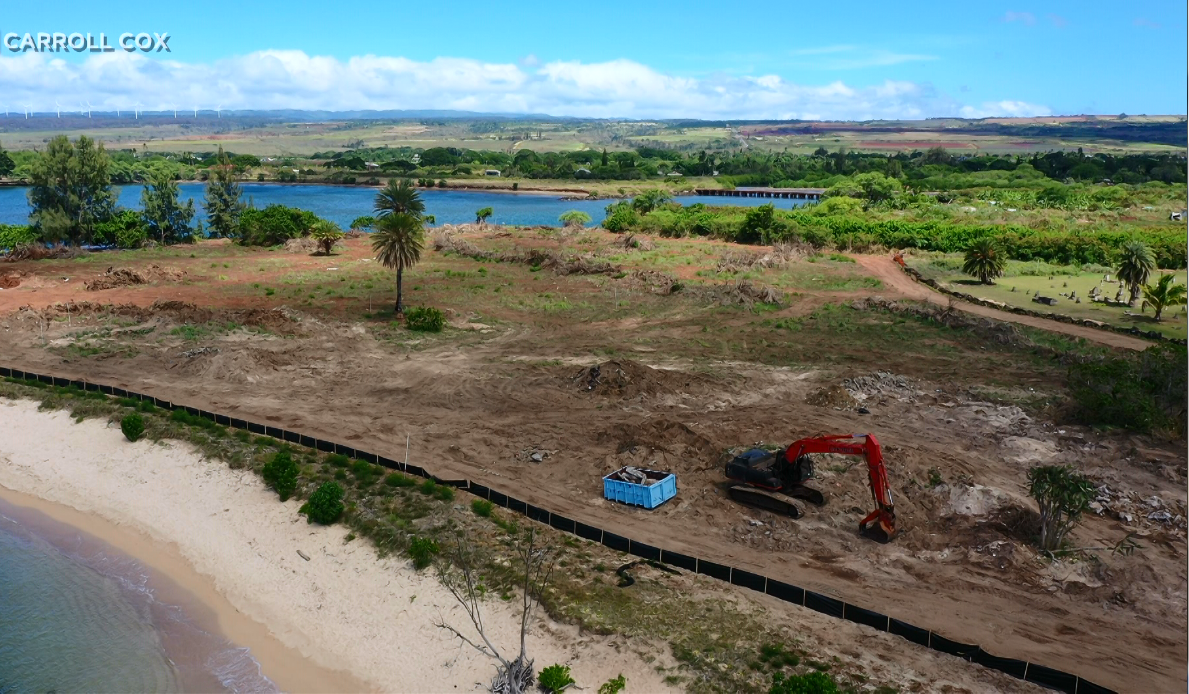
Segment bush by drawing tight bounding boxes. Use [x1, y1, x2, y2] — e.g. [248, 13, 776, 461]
[406, 306, 446, 332]
[237, 204, 321, 246]
[1066, 344, 1186, 434]
[597, 675, 626, 694]
[0, 224, 38, 250]
[559, 210, 592, 228]
[120, 413, 145, 442]
[1028, 465, 1096, 552]
[94, 210, 148, 249]
[471, 499, 494, 517]
[386, 472, 416, 487]
[769, 671, 838, 694]
[538, 664, 576, 693]
[261, 449, 299, 501]
[326, 453, 350, 467]
[408, 536, 439, 569]
[301, 482, 345, 524]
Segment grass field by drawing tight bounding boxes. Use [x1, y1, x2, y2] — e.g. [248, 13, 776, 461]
[1, 114, 1183, 156]
[909, 254, 1189, 338]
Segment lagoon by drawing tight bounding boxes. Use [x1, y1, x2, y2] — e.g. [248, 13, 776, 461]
[0, 183, 808, 229]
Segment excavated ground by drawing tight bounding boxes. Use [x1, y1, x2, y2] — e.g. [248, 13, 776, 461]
[0, 231, 1184, 692]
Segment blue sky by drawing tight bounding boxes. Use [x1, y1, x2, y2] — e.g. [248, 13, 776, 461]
[0, 0, 1184, 119]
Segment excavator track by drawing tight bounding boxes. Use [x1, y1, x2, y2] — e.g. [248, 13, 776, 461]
[727, 484, 802, 518]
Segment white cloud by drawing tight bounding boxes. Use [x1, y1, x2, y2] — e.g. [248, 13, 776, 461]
[959, 100, 1051, 118]
[0, 50, 1049, 120]
[1003, 11, 1036, 25]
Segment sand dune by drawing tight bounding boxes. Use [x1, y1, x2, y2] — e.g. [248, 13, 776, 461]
[0, 398, 672, 693]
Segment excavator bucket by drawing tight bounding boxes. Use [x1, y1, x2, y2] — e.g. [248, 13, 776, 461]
[859, 511, 896, 543]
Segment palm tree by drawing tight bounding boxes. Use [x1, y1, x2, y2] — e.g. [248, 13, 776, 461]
[371, 212, 424, 314]
[375, 178, 425, 218]
[1116, 240, 1155, 306]
[962, 238, 1006, 285]
[1141, 273, 1187, 321]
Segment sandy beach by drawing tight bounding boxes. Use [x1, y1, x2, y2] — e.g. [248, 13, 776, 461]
[0, 398, 673, 693]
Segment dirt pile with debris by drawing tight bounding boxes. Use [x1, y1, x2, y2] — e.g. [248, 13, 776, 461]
[85, 264, 186, 291]
[574, 359, 711, 399]
[806, 384, 859, 409]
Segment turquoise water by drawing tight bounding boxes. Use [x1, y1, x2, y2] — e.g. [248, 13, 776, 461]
[0, 498, 276, 693]
[0, 183, 806, 230]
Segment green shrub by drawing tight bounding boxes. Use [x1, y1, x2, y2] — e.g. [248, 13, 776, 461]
[597, 674, 626, 694]
[120, 413, 145, 442]
[539, 664, 576, 694]
[405, 306, 446, 332]
[94, 210, 148, 249]
[1066, 344, 1186, 434]
[326, 453, 350, 467]
[385, 472, 416, 487]
[471, 499, 494, 517]
[408, 536, 439, 569]
[434, 485, 455, 502]
[301, 482, 345, 524]
[769, 671, 838, 694]
[0, 224, 38, 250]
[237, 204, 321, 246]
[261, 449, 299, 501]
[418, 479, 438, 495]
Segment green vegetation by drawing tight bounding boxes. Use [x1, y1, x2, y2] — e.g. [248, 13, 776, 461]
[310, 219, 344, 255]
[597, 674, 626, 694]
[386, 472, 416, 487]
[1028, 465, 1097, 553]
[140, 169, 196, 244]
[405, 306, 445, 332]
[238, 204, 323, 247]
[1066, 344, 1187, 434]
[262, 449, 299, 501]
[539, 664, 576, 694]
[203, 146, 246, 238]
[349, 215, 376, 230]
[120, 412, 145, 442]
[372, 212, 425, 313]
[768, 671, 839, 694]
[1117, 240, 1156, 304]
[1142, 274, 1187, 321]
[471, 499, 494, 517]
[302, 481, 345, 524]
[963, 238, 1007, 284]
[559, 210, 592, 228]
[0, 223, 37, 250]
[408, 536, 440, 569]
[476, 206, 494, 224]
[27, 135, 116, 245]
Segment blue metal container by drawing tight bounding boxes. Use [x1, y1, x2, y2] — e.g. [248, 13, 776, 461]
[603, 467, 677, 509]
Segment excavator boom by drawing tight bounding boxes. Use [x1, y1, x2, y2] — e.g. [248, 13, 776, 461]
[784, 434, 896, 542]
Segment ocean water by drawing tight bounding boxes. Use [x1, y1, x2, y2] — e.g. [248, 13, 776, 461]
[0, 183, 807, 230]
[0, 498, 276, 694]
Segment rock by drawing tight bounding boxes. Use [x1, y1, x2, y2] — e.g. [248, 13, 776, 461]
[530, 452, 543, 463]
[857, 406, 870, 415]
[1148, 510, 1172, 523]
[1088, 501, 1104, 515]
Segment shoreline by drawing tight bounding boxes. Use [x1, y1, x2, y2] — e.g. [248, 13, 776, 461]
[0, 481, 366, 693]
[0, 397, 674, 693]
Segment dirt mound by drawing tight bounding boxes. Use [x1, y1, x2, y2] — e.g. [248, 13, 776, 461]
[0, 271, 23, 289]
[806, 384, 859, 409]
[26, 300, 299, 334]
[174, 346, 296, 384]
[574, 359, 705, 398]
[852, 297, 1026, 348]
[691, 280, 783, 307]
[85, 264, 185, 291]
[843, 371, 917, 400]
[283, 237, 320, 253]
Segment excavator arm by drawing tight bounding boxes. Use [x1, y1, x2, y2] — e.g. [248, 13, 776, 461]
[784, 434, 896, 542]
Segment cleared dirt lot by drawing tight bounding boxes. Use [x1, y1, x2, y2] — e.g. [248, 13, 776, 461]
[1, 229, 1184, 692]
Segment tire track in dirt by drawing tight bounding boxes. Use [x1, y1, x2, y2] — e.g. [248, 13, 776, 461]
[851, 254, 1153, 351]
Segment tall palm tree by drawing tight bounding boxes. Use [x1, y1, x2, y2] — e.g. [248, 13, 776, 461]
[962, 238, 1006, 285]
[371, 212, 424, 314]
[1141, 273, 1187, 321]
[1116, 240, 1155, 306]
[374, 178, 425, 218]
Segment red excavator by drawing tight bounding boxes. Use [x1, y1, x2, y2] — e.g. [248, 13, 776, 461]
[724, 433, 897, 542]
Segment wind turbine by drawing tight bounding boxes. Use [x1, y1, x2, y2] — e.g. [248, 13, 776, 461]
[192, 106, 197, 117]
[23, 104, 31, 119]
[216, 104, 222, 118]
[85, 101, 92, 118]
[55, 100, 61, 118]
[134, 102, 142, 120]
[171, 105, 177, 118]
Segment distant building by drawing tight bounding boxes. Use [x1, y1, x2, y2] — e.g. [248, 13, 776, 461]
[410, 154, 421, 163]
[666, 171, 683, 177]
[365, 162, 379, 170]
[485, 169, 501, 176]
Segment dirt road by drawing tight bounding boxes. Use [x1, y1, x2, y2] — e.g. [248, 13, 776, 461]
[852, 255, 1154, 351]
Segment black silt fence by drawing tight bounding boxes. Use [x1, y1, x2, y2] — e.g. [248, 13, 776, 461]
[0, 368, 1117, 694]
